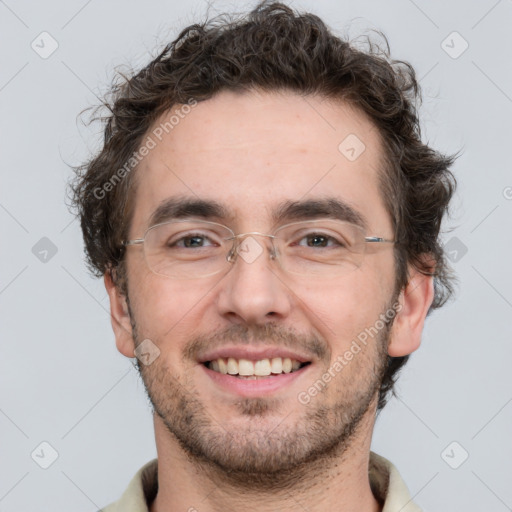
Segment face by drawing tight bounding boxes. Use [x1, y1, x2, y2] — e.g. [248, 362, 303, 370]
[117, 90, 402, 478]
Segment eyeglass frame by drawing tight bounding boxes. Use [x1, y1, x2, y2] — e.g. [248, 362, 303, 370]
[121, 217, 398, 278]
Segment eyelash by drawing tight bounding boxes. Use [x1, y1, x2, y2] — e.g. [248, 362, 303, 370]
[169, 232, 344, 249]
[170, 233, 218, 248]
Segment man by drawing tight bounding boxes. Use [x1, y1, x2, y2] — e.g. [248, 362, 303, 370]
[70, 2, 457, 510]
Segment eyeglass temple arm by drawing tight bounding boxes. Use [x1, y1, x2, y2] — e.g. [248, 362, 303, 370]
[123, 239, 144, 246]
[364, 237, 395, 244]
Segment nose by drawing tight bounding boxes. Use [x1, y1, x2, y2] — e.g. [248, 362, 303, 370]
[215, 234, 293, 325]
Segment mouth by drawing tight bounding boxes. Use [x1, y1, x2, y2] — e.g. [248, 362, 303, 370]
[199, 354, 313, 398]
[203, 357, 311, 379]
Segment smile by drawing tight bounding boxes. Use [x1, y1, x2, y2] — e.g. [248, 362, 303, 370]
[200, 358, 312, 397]
[204, 357, 310, 378]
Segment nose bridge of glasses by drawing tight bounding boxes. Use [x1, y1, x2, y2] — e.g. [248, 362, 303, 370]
[226, 231, 278, 264]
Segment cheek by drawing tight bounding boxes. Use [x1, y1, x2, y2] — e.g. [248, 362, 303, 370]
[296, 271, 389, 350]
[128, 270, 211, 346]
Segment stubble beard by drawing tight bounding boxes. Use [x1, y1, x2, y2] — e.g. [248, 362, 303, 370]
[129, 302, 392, 489]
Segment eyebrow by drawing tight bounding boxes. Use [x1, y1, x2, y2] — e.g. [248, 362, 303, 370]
[148, 196, 234, 228]
[147, 195, 369, 232]
[273, 197, 368, 231]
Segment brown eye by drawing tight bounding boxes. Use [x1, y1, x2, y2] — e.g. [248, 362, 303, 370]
[292, 230, 347, 249]
[171, 234, 215, 248]
[301, 234, 342, 248]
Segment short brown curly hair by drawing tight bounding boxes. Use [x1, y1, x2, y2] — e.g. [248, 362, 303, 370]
[69, 0, 458, 411]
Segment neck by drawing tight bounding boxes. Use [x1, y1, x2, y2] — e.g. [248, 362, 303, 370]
[149, 410, 382, 512]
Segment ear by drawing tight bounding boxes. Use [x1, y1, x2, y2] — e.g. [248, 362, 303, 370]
[388, 259, 435, 357]
[104, 270, 136, 358]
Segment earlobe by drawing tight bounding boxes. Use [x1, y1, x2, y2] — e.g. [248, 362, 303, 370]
[387, 264, 435, 357]
[104, 270, 136, 358]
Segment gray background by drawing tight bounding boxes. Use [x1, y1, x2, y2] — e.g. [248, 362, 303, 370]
[1, 0, 511, 511]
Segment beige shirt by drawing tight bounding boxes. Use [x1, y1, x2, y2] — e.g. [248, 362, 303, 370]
[100, 451, 422, 512]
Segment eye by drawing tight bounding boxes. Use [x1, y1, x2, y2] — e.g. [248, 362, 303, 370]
[168, 231, 219, 249]
[295, 232, 346, 249]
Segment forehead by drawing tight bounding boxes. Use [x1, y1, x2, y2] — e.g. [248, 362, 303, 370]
[129, 89, 390, 235]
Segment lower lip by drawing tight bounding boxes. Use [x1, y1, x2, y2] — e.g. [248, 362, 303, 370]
[200, 364, 310, 397]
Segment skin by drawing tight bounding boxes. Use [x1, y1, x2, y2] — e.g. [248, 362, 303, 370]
[105, 89, 434, 512]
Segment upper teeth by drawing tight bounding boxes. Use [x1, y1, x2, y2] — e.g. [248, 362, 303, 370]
[208, 357, 302, 376]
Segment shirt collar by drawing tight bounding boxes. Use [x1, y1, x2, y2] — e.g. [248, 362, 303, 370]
[103, 451, 422, 512]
